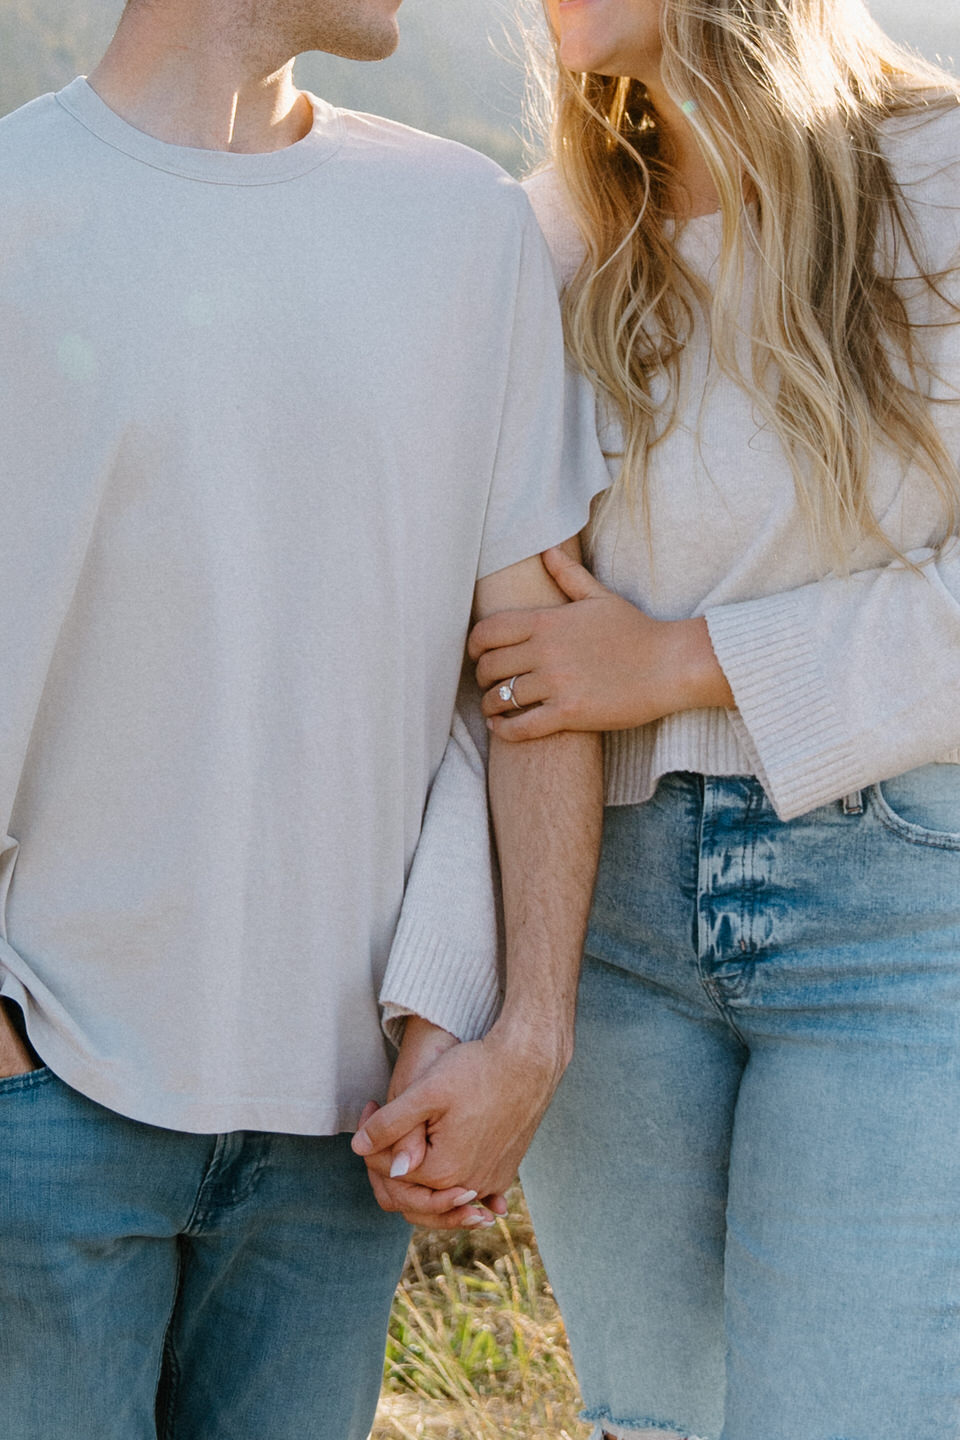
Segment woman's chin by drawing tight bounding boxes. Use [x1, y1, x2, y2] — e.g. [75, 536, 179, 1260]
[557, 28, 651, 80]
[557, 36, 615, 75]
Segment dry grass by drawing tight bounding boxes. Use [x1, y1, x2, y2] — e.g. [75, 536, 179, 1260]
[372, 1189, 590, 1440]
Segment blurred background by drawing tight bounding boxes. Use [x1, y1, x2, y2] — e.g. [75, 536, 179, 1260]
[0, 0, 956, 175]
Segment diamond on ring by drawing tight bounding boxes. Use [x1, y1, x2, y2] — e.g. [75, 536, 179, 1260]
[498, 676, 522, 710]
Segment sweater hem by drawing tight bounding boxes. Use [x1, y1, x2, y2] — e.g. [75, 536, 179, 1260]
[603, 709, 755, 807]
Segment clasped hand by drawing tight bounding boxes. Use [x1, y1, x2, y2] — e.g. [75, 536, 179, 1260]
[352, 1015, 567, 1229]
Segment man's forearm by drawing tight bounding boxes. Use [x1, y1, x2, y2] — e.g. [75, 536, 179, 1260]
[353, 722, 604, 1217]
[486, 725, 603, 1076]
[352, 549, 605, 1212]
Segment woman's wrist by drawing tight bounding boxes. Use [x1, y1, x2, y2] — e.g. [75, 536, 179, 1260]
[668, 617, 735, 713]
[388, 1014, 460, 1099]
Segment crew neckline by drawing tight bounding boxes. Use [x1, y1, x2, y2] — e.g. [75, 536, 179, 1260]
[55, 76, 343, 186]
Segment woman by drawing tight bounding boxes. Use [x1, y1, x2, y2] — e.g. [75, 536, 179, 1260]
[477, 2, 960, 1440]
[380, 0, 960, 1435]
[464, 2, 960, 1436]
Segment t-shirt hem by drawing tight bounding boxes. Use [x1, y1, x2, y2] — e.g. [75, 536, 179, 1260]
[16, 1022, 368, 1136]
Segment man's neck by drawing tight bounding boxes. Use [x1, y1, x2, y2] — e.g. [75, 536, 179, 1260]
[88, 3, 312, 153]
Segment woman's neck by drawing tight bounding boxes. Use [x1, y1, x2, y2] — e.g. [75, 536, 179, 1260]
[643, 74, 721, 219]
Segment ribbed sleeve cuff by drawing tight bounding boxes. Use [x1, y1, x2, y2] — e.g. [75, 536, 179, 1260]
[706, 591, 863, 820]
[379, 916, 503, 1050]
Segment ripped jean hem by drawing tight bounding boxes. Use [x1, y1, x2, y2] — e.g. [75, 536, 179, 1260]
[586, 1429, 694, 1440]
[582, 1405, 711, 1440]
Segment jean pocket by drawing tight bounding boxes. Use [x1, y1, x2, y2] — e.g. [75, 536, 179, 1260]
[0, 1065, 52, 1096]
[872, 763, 960, 848]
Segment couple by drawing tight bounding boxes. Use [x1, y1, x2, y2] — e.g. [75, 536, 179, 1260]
[2, 0, 960, 1438]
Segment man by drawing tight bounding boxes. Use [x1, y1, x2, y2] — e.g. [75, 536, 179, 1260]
[0, 1, 606, 1436]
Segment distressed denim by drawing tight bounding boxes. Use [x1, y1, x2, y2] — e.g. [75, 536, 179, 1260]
[522, 766, 960, 1440]
[0, 1070, 410, 1440]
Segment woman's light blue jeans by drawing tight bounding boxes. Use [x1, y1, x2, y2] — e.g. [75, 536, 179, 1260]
[521, 766, 960, 1440]
[0, 1067, 410, 1439]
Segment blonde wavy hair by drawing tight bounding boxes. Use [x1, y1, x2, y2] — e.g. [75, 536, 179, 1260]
[524, 0, 960, 567]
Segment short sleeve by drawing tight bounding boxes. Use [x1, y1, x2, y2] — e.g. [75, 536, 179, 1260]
[475, 203, 609, 580]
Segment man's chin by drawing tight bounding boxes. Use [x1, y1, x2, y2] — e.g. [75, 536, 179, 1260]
[354, 30, 401, 62]
[315, 16, 401, 63]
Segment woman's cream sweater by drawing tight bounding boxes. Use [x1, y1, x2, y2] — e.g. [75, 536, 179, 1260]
[380, 102, 960, 1043]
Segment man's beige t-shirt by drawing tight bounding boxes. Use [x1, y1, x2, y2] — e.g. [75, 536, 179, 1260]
[0, 79, 606, 1133]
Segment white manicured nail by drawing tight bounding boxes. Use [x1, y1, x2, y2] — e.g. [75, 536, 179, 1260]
[453, 1190, 478, 1205]
[464, 1211, 497, 1228]
[390, 1153, 411, 1178]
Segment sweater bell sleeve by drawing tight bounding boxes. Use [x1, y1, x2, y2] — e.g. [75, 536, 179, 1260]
[378, 667, 502, 1049]
[706, 537, 960, 820]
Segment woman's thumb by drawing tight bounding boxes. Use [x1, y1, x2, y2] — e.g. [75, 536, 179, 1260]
[542, 546, 604, 602]
[389, 1122, 429, 1178]
[352, 1086, 429, 1156]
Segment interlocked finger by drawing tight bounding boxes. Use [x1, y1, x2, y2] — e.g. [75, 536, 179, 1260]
[475, 641, 537, 692]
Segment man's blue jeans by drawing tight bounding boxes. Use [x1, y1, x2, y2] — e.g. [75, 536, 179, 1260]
[0, 1068, 410, 1439]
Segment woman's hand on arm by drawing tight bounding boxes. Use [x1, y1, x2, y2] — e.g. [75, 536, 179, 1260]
[469, 545, 733, 741]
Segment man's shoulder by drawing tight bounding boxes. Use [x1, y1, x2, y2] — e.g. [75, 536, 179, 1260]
[0, 90, 69, 145]
[0, 89, 80, 185]
[331, 103, 528, 216]
[522, 166, 585, 290]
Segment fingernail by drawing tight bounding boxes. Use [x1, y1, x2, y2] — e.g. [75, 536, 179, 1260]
[464, 1210, 497, 1228]
[452, 1189, 478, 1205]
[351, 1131, 372, 1155]
[389, 1153, 411, 1179]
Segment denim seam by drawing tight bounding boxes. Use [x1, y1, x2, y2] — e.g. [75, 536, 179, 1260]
[695, 966, 749, 1047]
[694, 787, 749, 1047]
[185, 1135, 271, 1232]
[223, 1144, 270, 1213]
[581, 1403, 711, 1439]
[183, 1134, 230, 1235]
[870, 784, 960, 851]
[0, 1065, 53, 1095]
[588, 1428, 693, 1440]
[746, 781, 764, 953]
[157, 1239, 186, 1440]
[739, 786, 753, 954]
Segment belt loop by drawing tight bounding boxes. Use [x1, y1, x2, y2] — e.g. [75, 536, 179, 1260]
[841, 789, 864, 815]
